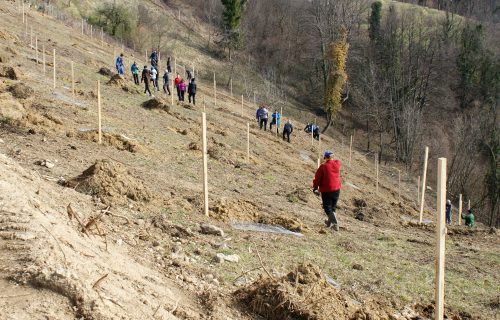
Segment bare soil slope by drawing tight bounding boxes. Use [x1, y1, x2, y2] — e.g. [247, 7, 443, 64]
[0, 3, 498, 320]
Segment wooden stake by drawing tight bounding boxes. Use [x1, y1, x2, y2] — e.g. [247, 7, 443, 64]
[213, 73, 216, 106]
[241, 95, 244, 116]
[81, 19, 84, 35]
[417, 175, 421, 205]
[317, 158, 320, 169]
[174, 56, 176, 75]
[349, 135, 353, 167]
[375, 158, 379, 194]
[97, 80, 102, 145]
[311, 123, 314, 145]
[419, 146, 429, 223]
[90, 24, 93, 38]
[101, 27, 104, 45]
[146, 49, 148, 63]
[467, 199, 470, 211]
[42, 44, 46, 75]
[25, 18, 28, 37]
[202, 112, 209, 217]
[35, 36, 38, 64]
[30, 26, 33, 49]
[203, 96, 206, 112]
[52, 49, 56, 89]
[435, 157, 447, 320]
[71, 61, 75, 96]
[170, 76, 174, 106]
[247, 123, 250, 162]
[398, 169, 401, 203]
[458, 194, 462, 226]
[230, 78, 233, 97]
[22, 1, 24, 24]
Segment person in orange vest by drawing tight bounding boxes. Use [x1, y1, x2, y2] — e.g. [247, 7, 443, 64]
[313, 151, 342, 231]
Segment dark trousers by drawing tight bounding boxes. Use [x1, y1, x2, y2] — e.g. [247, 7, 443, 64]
[163, 83, 171, 95]
[321, 190, 340, 225]
[270, 121, 279, 132]
[189, 93, 196, 104]
[133, 74, 139, 85]
[180, 91, 185, 101]
[176, 87, 181, 100]
[144, 83, 151, 96]
[314, 132, 320, 141]
[259, 118, 268, 130]
[283, 130, 291, 143]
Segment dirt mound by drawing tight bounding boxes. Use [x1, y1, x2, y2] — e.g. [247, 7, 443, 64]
[141, 98, 171, 112]
[236, 263, 403, 320]
[258, 216, 303, 232]
[0, 65, 20, 80]
[235, 263, 356, 319]
[9, 83, 34, 99]
[0, 93, 25, 121]
[77, 130, 143, 153]
[64, 159, 152, 206]
[107, 74, 127, 86]
[286, 187, 319, 204]
[98, 67, 115, 76]
[210, 198, 261, 222]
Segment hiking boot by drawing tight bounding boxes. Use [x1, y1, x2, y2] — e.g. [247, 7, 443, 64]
[333, 224, 339, 231]
[324, 219, 332, 228]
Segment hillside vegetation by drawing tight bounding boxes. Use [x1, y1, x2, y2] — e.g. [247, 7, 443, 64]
[0, 1, 499, 320]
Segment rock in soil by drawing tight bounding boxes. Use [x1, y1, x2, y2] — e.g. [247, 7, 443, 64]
[0, 65, 20, 79]
[200, 223, 225, 237]
[215, 253, 239, 263]
[9, 83, 34, 99]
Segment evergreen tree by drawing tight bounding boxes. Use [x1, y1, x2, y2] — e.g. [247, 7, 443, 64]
[220, 0, 246, 60]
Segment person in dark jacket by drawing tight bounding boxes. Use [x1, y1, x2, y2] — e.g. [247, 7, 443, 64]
[313, 125, 320, 141]
[141, 66, 152, 97]
[188, 78, 197, 105]
[162, 70, 171, 95]
[446, 200, 452, 225]
[283, 120, 293, 143]
[186, 69, 193, 81]
[304, 123, 312, 133]
[167, 56, 172, 73]
[150, 50, 158, 67]
[313, 151, 342, 231]
[259, 107, 269, 131]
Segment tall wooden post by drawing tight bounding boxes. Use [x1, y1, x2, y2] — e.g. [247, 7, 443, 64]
[230, 78, 233, 97]
[467, 199, 471, 211]
[417, 175, 421, 205]
[22, 1, 24, 24]
[203, 96, 206, 112]
[90, 24, 93, 38]
[42, 44, 46, 75]
[81, 19, 84, 35]
[71, 61, 75, 97]
[458, 194, 463, 226]
[202, 112, 209, 217]
[311, 123, 314, 146]
[247, 123, 250, 162]
[52, 49, 56, 89]
[170, 76, 174, 106]
[30, 26, 33, 49]
[435, 157, 447, 320]
[97, 80, 102, 145]
[146, 49, 148, 63]
[375, 158, 379, 194]
[35, 37, 38, 64]
[317, 158, 320, 169]
[174, 56, 176, 75]
[101, 27, 104, 45]
[349, 135, 353, 167]
[398, 169, 401, 203]
[213, 73, 216, 106]
[419, 146, 429, 223]
[241, 95, 244, 116]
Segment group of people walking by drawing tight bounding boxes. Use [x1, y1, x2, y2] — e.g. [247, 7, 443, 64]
[115, 52, 196, 104]
[255, 106, 294, 143]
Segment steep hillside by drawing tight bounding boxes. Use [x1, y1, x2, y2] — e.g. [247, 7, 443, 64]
[0, 2, 499, 320]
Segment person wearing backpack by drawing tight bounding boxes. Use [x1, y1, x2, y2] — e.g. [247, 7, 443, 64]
[188, 78, 197, 105]
[141, 66, 152, 97]
[283, 120, 293, 143]
[131, 62, 140, 85]
[313, 151, 342, 231]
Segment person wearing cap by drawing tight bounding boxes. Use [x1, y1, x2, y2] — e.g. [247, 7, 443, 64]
[313, 151, 342, 231]
[462, 209, 475, 227]
[283, 120, 293, 143]
[445, 199, 452, 225]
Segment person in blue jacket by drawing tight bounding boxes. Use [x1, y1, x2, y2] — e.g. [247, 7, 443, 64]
[131, 61, 139, 85]
[269, 110, 281, 132]
[116, 53, 124, 76]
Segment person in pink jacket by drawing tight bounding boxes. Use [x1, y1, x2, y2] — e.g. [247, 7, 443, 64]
[178, 79, 187, 102]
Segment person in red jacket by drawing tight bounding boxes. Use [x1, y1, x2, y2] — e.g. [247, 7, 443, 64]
[313, 151, 342, 231]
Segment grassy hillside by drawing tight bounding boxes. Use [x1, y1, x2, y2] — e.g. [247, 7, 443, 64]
[0, 2, 498, 319]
